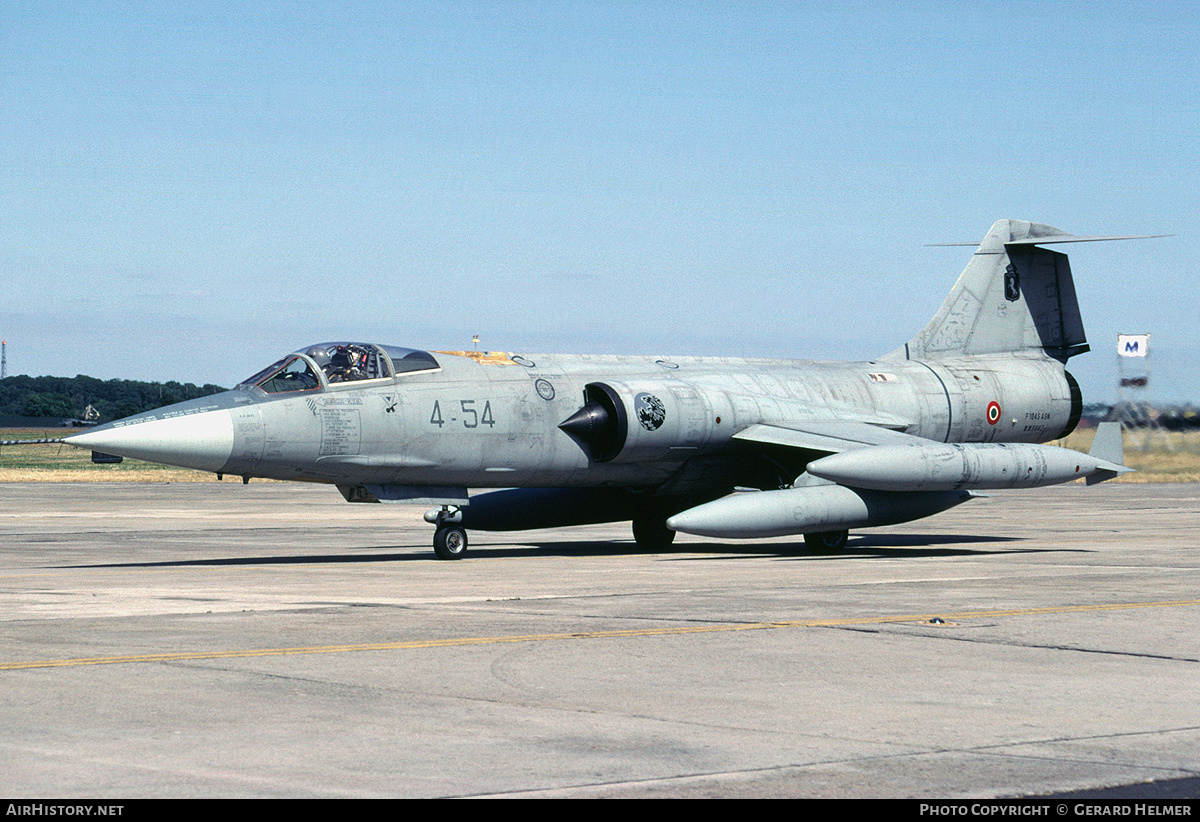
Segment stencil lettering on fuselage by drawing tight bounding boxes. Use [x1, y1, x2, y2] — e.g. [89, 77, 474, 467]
[319, 408, 362, 456]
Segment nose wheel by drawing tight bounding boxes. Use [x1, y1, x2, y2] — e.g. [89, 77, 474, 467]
[433, 524, 468, 560]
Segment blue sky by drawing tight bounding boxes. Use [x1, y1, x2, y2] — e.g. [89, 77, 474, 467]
[3, 1, 1197, 402]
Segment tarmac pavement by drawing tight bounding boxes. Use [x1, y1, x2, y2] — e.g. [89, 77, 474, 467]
[1, 480, 1198, 798]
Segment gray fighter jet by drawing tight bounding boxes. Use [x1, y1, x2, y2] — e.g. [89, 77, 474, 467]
[66, 219, 1141, 559]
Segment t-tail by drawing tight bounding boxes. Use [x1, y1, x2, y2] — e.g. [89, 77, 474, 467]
[886, 219, 1161, 363]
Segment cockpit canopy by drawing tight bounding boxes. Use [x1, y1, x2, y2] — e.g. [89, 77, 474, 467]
[238, 342, 439, 394]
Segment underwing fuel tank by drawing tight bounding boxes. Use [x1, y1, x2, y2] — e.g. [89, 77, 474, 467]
[666, 485, 972, 539]
[806, 440, 1126, 492]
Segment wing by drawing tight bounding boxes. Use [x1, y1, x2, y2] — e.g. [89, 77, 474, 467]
[732, 419, 919, 455]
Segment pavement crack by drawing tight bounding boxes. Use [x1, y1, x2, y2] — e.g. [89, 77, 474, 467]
[827, 624, 1200, 664]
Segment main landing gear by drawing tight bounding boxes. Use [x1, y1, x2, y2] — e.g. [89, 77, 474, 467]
[803, 529, 849, 554]
[631, 510, 676, 551]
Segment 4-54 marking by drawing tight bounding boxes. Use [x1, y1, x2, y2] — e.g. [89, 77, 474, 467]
[430, 399, 496, 429]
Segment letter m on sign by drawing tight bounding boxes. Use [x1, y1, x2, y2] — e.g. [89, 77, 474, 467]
[1118, 334, 1149, 357]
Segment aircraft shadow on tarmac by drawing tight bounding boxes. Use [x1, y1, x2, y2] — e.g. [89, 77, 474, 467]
[507, 533, 1049, 562]
[63, 532, 1089, 570]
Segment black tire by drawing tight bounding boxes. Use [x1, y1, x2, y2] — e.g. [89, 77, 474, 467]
[433, 525, 468, 560]
[632, 513, 676, 551]
[804, 529, 849, 554]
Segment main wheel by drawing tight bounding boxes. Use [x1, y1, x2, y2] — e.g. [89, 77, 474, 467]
[804, 529, 849, 554]
[632, 513, 676, 551]
[433, 525, 468, 560]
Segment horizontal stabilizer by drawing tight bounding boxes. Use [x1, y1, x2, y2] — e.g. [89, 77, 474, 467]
[1004, 233, 1171, 245]
[930, 233, 1170, 247]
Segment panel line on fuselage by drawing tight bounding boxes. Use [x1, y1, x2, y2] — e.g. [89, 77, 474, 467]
[910, 360, 953, 443]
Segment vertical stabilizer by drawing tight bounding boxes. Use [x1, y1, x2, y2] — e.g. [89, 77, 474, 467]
[1085, 421, 1132, 485]
[886, 219, 1089, 363]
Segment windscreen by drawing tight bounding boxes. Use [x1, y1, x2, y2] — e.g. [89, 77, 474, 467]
[239, 356, 321, 394]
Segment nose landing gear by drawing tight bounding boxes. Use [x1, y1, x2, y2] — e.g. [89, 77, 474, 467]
[431, 506, 468, 560]
[433, 524, 468, 560]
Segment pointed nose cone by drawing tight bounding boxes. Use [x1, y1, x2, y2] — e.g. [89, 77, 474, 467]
[64, 409, 235, 473]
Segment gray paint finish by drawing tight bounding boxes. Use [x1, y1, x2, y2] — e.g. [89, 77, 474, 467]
[64, 220, 1144, 553]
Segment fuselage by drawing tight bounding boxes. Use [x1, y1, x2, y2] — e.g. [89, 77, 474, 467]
[71, 343, 1081, 497]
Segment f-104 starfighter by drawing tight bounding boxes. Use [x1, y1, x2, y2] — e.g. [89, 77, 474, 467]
[66, 220, 1141, 559]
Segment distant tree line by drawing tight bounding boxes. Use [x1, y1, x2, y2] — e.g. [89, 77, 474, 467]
[1082, 403, 1200, 431]
[0, 375, 228, 421]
